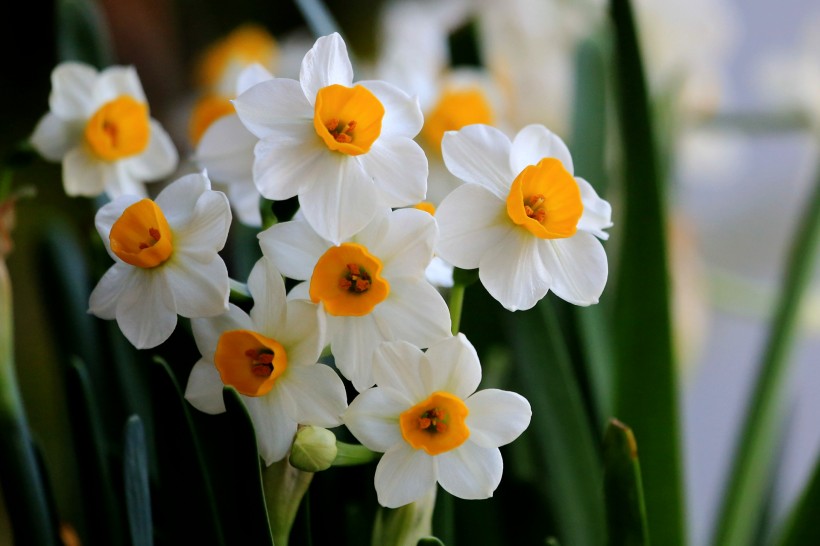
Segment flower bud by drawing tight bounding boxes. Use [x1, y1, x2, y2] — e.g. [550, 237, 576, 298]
[289, 426, 338, 472]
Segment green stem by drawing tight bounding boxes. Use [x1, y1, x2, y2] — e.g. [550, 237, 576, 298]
[0, 259, 57, 545]
[448, 283, 466, 335]
[711, 155, 820, 546]
[262, 458, 313, 546]
[332, 441, 380, 466]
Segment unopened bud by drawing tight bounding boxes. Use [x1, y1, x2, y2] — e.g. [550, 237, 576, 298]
[290, 426, 338, 472]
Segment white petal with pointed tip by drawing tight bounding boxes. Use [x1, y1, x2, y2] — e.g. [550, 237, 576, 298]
[88, 263, 136, 319]
[356, 80, 424, 138]
[30, 114, 79, 161]
[115, 270, 177, 349]
[576, 177, 613, 240]
[278, 364, 346, 427]
[277, 300, 324, 368]
[191, 304, 252, 360]
[372, 340, 428, 404]
[172, 190, 231, 261]
[246, 394, 298, 465]
[436, 442, 502, 500]
[358, 137, 427, 208]
[234, 78, 312, 138]
[163, 255, 229, 318]
[62, 148, 107, 197]
[466, 389, 531, 448]
[196, 115, 255, 182]
[258, 217, 327, 281]
[441, 125, 513, 198]
[94, 65, 146, 105]
[423, 334, 481, 399]
[247, 258, 287, 336]
[184, 359, 228, 415]
[375, 444, 437, 508]
[300, 33, 354, 104]
[540, 233, 608, 306]
[50, 62, 97, 119]
[363, 208, 435, 279]
[124, 119, 178, 181]
[155, 172, 210, 227]
[478, 228, 552, 311]
[374, 279, 451, 352]
[252, 124, 327, 201]
[344, 388, 405, 452]
[510, 124, 574, 175]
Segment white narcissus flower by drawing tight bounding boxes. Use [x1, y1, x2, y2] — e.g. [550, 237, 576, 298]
[260, 208, 451, 392]
[436, 124, 612, 311]
[184, 257, 347, 465]
[344, 334, 532, 508]
[89, 172, 231, 349]
[195, 64, 274, 227]
[234, 32, 428, 245]
[31, 62, 178, 199]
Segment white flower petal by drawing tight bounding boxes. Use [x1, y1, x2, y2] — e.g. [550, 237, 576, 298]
[375, 279, 451, 352]
[437, 442, 502, 500]
[465, 389, 532, 448]
[358, 137, 427, 208]
[300, 33, 354, 104]
[344, 388, 405, 452]
[372, 340, 428, 404]
[441, 125, 513, 198]
[252, 124, 327, 201]
[123, 119, 178, 181]
[184, 359, 228, 414]
[510, 124, 574, 175]
[30, 113, 80, 161]
[435, 184, 510, 269]
[423, 334, 481, 398]
[246, 394, 298, 465]
[104, 163, 148, 199]
[278, 300, 324, 367]
[278, 364, 347, 427]
[375, 444, 436, 508]
[479, 228, 552, 311]
[363, 208, 435, 278]
[233, 78, 312, 139]
[541, 233, 608, 306]
[576, 177, 613, 240]
[94, 65, 146, 105]
[356, 80, 424, 137]
[173, 189, 231, 260]
[50, 62, 97, 119]
[258, 216, 327, 281]
[63, 147, 107, 197]
[115, 270, 177, 349]
[195, 115, 256, 183]
[236, 63, 274, 95]
[191, 304, 253, 361]
[298, 154, 378, 245]
[330, 313, 384, 392]
[164, 255, 229, 318]
[287, 282, 311, 302]
[88, 264, 136, 319]
[155, 172, 210, 227]
[226, 178, 261, 227]
[247, 258, 288, 334]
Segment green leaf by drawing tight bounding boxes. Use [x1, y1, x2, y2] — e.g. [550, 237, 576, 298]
[505, 299, 606, 546]
[774, 442, 820, 546]
[149, 356, 226, 545]
[417, 538, 445, 546]
[711, 154, 820, 546]
[609, 0, 685, 544]
[123, 416, 152, 546]
[603, 419, 650, 546]
[65, 358, 126, 546]
[56, 0, 114, 67]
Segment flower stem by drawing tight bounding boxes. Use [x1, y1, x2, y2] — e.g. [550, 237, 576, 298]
[262, 458, 313, 546]
[448, 283, 466, 335]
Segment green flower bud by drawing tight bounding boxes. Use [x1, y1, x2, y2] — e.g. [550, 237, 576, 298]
[289, 426, 338, 472]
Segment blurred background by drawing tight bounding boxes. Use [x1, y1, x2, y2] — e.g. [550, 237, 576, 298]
[2, 0, 820, 544]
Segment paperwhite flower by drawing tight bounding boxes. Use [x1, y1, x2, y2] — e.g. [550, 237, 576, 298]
[344, 334, 531, 508]
[234, 32, 428, 244]
[436, 124, 612, 311]
[260, 207, 451, 392]
[195, 64, 274, 227]
[184, 257, 347, 465]
[88, 172, 231, 349]
[31, 62, 178, 199]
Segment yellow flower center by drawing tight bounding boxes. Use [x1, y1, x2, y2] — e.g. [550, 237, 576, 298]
[413, 201, 436, 216]
[84, 96, 150, 161]
[313, 84, 384, 156]
[399, 391, 470, 455]
[506, 158, 583, 239]
[309, 242, 390, 316]
[214, 330, 288, 397]
[189, 94, 236, 146]
[109, 199, 173, 268]
[196, 24, 278, 89]
[421, 88, 493, 152]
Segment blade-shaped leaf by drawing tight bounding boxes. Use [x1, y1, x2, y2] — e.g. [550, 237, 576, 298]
[56, 0, 114, 67]
[603, 419, 650, 546]
[123, 415, 152, 546]
[609, 0, 685, 544]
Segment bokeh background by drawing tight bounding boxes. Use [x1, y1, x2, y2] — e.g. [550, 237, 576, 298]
[2, 0, 820, 544]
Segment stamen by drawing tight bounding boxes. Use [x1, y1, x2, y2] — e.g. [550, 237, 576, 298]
[524, 193, 548, 224]
[325, 118, 357, 143]
[417, 407, 449, 434]
[245, 348, 275, 377]
[340, 263, 372, 294]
